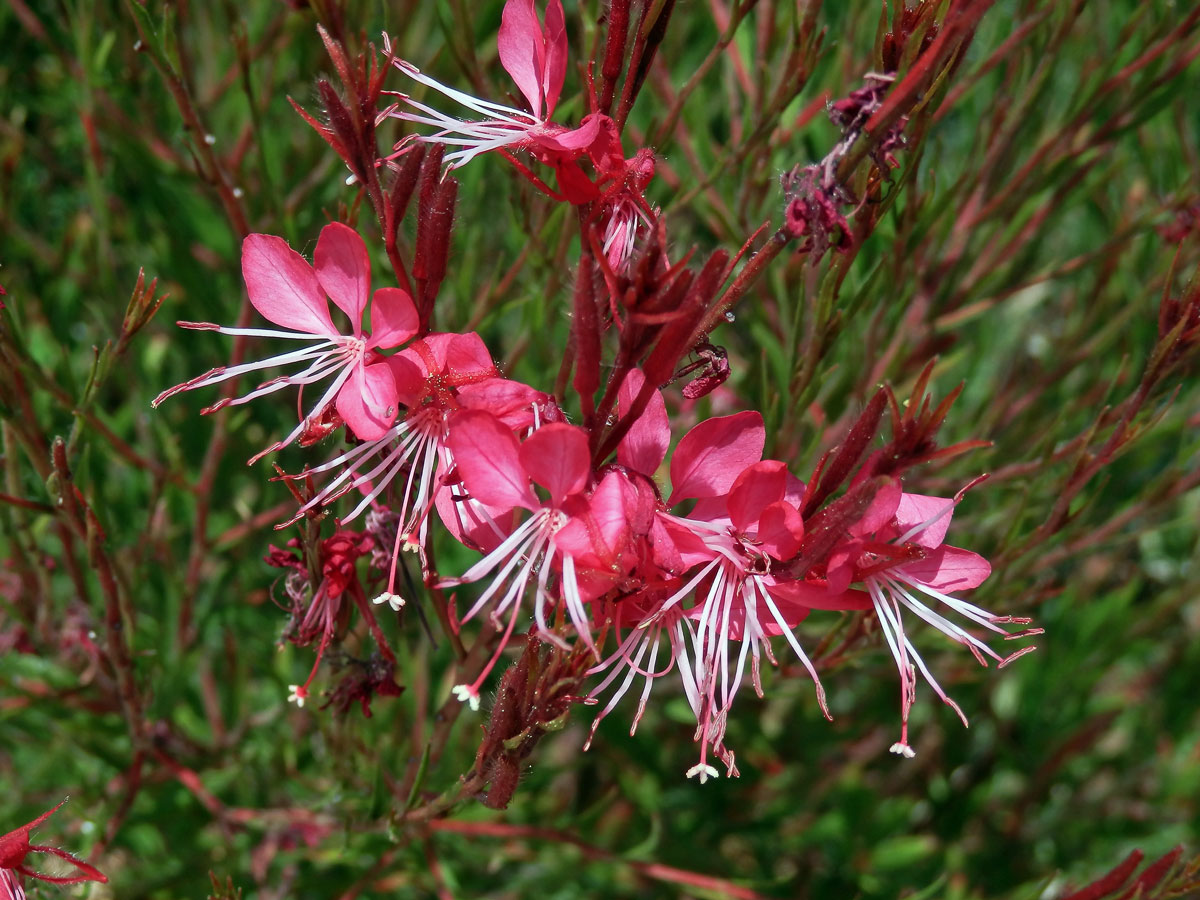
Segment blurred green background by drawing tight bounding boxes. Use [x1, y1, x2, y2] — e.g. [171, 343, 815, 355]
[1, 1, 1198, 897]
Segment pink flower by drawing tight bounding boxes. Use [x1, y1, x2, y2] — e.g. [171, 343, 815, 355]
[588, 380, 865, 781]
[441, 411, 627, 709]
[384, 0, 606, 172]
[0, 801, 107, 898]
[153, 222, 418, 462]
[827, 483, 1042, 757]
[278, 333, 550, 610]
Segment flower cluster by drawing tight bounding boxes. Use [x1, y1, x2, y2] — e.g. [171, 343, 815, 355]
[156, 0, 1040, 783]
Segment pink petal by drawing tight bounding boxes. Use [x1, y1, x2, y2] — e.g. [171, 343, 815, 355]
[661, 517, 720, 568]
[894, 492, 956, 548]
[241, 233, 334, 334]
[669, 410, 764, 504]
[541, 0, 568, 115]
[401, 334, 453, 379]
[902, 546, 991, 591]
[519, 422, 590, 507]
[314, 222, 371, 329]
[757, 501, 804, 560]
[443, 332, 499, 380]
[498, 0, 547, 118]
[457, 378, 543, 429]
[368, 287, 419, 349]
[336, 361, 398, 441]
[617, 368, 669, 476]
[395, 332, 494, 382]
[446, 410, 538, 511]
[727, 460, 788, 533]
[555, 470, 627, 565]
[767, 578, 872, 611]
[386, 353, 425, 407]
[533, 115, 604, 153]
[850, 476, 902, 536]
[784, 471, 807, 508]
[649, 514, 684, 572]
[435, 476, 516, 554]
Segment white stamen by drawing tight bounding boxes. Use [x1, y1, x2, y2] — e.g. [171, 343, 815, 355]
[686, 763, 720, 783]
[373, 592, 405, 611]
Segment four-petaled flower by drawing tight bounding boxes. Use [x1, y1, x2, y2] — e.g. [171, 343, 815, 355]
[153, 222, 418, 462]
[588, 392, 865, 782]
[385, 0, 607, 175]
[441, 411, 627, 709]
[825, 482, 1042, 757]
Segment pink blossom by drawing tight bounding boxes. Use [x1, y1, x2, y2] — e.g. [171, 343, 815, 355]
[588, 380, 865, 781]
[441, 412, 627, 709]
[384, 0, 606, 172]
[278, 333, 549, 610]
[153, 222, 418, 462]
[827, 484, 1042, 758]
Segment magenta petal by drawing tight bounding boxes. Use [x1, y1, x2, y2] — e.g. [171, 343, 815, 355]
[555, 472, 626, 564]
[851, 476, 902, 537]
[519, 422, 589, 507]
[402, 334, 453, 378]
[902, 546, 991, 591]
[669, 410, 765, 503]
[241, 233, 334, 334]
[534, 115, 604, 153]
[757, 501, 804, 560]
[369, 287, 419, 349]
[314, 222, 371, 329]
[447, 410, 538, 511]
[824, 551, 855, 594]
[784, 471, 807, 508]
[728, 460, 788, 533]
[582, 470, 628, 560]
[336, 361, 398, 441]
[444, 332, 498, 379]
[750, 593, 812, 634]
[894, 492, 957, 548]
[617, 368, 670, 476]
[649, 515, 684, 572]
[457, 378, 542, 429]
[541, 0, 568, 115]
[435, 477, 515, 555]
[768, 578, 872, 611]
[687, 495, 730, 523]
[394, 332, 495, 382]
[386, 353, 425, 407]
[498, 0, 547, 118]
